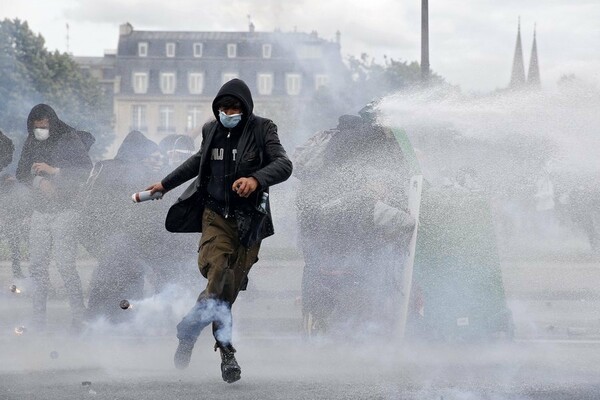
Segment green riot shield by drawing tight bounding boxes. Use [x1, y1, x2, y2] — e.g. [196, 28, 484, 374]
[411, 186, 514, 342]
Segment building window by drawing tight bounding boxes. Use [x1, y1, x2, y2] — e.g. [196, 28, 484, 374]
[297, 44, 322, 59]
[193, 43, 203, 57]
[159, 105, 175, 132]
[138, 42, 148, 57]
[227, 43, 237, 58]
[133, 72, 148, 94]
[286, 73, 302, 95]
[188, 73, 204, 95]
[187, 106, 202, 131]
[131, 105, 146, 130]
[222, 72, 238, 85]
[166, 42, 176, 57]
[315, 74, 330, 90]
[160, 72, 176, 94]
[262, 44, 272, 59]
[257, 73, 273, 95]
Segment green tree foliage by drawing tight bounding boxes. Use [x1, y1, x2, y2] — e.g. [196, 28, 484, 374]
[347, 53, 445, 106]
[0, 18, 112, 158]
[298, 54, 447, 141]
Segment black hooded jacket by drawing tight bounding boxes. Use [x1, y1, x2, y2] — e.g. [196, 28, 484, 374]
[115, 130, 159, 162]
[16, 104, 92, 212]
[79, 131, 162, 255]
[161, 79, 293, 241]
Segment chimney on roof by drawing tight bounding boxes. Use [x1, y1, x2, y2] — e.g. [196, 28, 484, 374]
[119, 22, 133, 36]
[247, 15, 255, 32]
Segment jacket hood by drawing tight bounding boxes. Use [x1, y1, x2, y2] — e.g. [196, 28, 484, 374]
[26, 104, 74, 139]
[115, 130, 159, 162]
[211, 79, 254, 119]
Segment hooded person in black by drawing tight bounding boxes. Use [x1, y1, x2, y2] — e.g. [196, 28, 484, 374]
[293, 112, 414, 337]
[83, 130, 165, 321]
[145, 79, 292, 383]
[15, 104, 92, 331]
[16, 104, 92, 210]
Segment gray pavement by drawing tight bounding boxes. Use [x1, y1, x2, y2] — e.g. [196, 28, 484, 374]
[1, 245, 600, 399]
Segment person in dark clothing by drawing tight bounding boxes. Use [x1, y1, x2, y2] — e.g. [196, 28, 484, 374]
[16, 104, 93, 331]
[0, 131, 14, 172]
[145, 79, 292, 383]
[0, 173, 32, 279]
[294, 112, 414, 337]
[83, 130, 164, 322]
[1, 133, 18, 276]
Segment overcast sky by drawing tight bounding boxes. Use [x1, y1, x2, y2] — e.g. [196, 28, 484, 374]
[2, 0, 599, 92]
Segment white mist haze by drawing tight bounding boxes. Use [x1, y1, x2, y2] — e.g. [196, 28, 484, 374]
[379, 85, 600, 177]
[1, 0, 599, 91]
[1, 2, 600, 399]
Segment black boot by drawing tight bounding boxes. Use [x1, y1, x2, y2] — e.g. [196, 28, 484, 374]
[174, 339, 195, 370]
[215, 342, 241, 383]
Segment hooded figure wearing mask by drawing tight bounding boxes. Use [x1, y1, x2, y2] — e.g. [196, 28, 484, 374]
[145, 79, 292, 383]
[16, 104, 92, 332]
[83, 130, 164, 321]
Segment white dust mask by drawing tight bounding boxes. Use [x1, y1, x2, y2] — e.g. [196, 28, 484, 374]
[33, 128, 50, 141]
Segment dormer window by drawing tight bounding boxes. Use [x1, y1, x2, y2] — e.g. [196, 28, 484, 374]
[193, 43, 203, 57]
[138, 42, 148, 57]
[262, 44, 272, 59]
[227, 44, 237, 58]
[166, 42, 176, 57]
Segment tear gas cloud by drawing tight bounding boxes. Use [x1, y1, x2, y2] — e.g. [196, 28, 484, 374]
[2, 75, 600, 398]
[379, 83, 600, 179]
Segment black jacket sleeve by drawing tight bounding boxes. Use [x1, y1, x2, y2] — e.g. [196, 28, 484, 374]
[250, 120, 293, 189]
[161, 151, 201, 192]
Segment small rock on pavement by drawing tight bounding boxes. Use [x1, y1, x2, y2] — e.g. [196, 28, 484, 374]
[567, 327, 587, 337]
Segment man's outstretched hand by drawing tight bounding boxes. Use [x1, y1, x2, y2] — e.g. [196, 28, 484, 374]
[146, 182, 165, 195]
[232, 177, 259, 198]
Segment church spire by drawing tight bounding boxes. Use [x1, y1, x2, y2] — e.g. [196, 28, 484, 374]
[527, 24, 541, 88]
[509, 17, 526, 89]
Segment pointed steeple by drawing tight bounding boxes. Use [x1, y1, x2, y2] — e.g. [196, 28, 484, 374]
[509, 17, 526, 89]
[527, 24, 541, 88]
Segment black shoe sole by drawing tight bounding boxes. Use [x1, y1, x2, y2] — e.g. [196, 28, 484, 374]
[222, 367, 241, 383]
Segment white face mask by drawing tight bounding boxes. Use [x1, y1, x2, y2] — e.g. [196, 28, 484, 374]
[33, 128, 50, 141]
